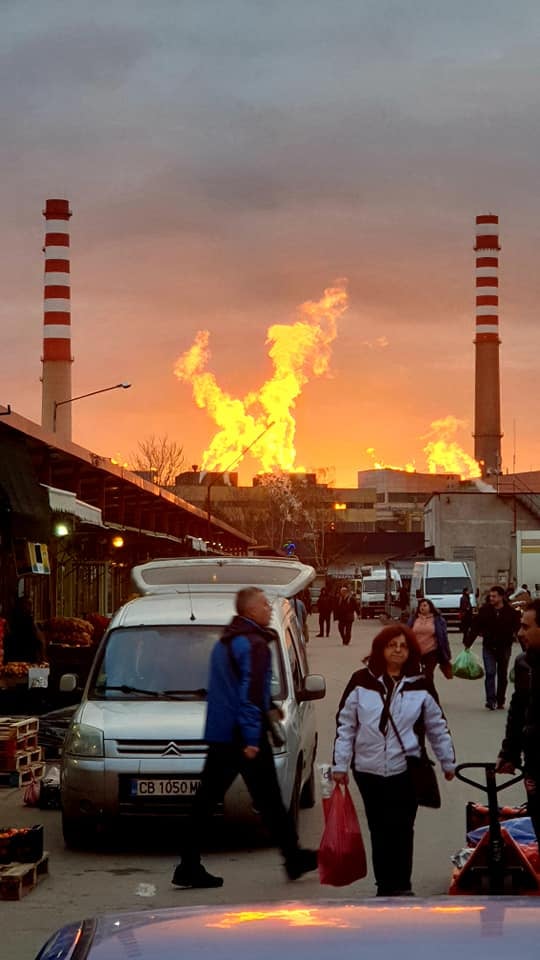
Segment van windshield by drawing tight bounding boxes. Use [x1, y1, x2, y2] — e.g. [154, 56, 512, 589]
[425, 577, 472, 595]
[88, 625, 285, 700]
[363, 579, 385, 592]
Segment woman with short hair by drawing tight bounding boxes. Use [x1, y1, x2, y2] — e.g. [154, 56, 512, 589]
[332, 624, 455, 897]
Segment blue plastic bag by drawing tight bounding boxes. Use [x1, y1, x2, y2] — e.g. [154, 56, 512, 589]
[467, 816, 537, 847]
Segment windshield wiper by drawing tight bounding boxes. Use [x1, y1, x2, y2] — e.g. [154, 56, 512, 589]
[94, 684, 160, 697]
[162, 688, 207, 699]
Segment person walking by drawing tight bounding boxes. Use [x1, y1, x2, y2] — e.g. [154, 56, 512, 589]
[334, 584, 360, 646]
[316, 586, 333, 637]
[495, 599, 540, 845]
[463, 585, 520, 710]
[172, 586, 318, 889]
[332, 624, 455, 897]
[407, 598, 453, 693]
[459, 587, 473, 636]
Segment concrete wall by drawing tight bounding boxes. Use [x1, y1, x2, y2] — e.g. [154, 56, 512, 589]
[424, 491, 540, 597]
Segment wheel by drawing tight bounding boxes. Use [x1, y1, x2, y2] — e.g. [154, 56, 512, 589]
[62, 813, 94, 850]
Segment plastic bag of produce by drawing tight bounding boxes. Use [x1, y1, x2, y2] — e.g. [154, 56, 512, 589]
[452, 648, 484, 680]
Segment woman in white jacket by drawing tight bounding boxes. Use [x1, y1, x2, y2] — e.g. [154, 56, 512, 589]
[332, 623, 455, 897]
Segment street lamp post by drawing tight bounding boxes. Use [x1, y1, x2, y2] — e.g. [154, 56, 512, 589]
[205, 422, 274, 545]
[53, 382, 131, 432]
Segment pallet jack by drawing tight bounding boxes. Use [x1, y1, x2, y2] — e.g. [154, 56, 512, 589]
[449, 762, 540, 895]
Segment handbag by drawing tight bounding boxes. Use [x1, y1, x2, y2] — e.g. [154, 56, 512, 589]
[388, 712, 441, 809]
[318, 782, 367, 886]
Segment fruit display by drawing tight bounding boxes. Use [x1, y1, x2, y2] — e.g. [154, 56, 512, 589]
[0, 824, 43, 864]
[43, 617, 94, 647]
[83, 612, 110, 644]
[0, 662, 49, 680]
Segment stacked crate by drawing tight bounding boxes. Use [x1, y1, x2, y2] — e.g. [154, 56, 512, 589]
[0, 717, 44, 788]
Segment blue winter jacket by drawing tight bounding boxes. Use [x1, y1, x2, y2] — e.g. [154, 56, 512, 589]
[204, 615, 275, 746]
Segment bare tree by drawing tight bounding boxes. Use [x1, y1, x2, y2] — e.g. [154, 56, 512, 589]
[130, 435, 185, 488]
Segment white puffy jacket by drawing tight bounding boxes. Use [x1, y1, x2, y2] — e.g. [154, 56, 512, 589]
[333, 667, 455, 778]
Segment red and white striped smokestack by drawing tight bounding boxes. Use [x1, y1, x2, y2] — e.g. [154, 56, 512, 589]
[473, 213, 502, 477]
[41, 198, 73, 439]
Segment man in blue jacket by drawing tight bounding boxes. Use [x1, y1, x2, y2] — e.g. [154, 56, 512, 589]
[172, 586, 318, 889]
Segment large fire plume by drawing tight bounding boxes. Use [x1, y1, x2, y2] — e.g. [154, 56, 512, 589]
[174, 283, 348, 473]
[367, 416, 481, 479]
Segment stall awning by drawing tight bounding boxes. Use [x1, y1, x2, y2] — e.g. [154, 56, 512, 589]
[0, 434, 51, 539]
[42, 485, 104, 527]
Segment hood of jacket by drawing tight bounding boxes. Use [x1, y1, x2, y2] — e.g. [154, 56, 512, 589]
[220, 615, 279, 647]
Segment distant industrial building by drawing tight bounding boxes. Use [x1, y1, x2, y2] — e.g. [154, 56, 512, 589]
[357, 468, 460, 532]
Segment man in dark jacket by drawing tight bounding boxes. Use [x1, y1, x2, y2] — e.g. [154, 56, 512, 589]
[464, 585, 520, 710]
[334, 584, 361, 646]
[172, 586, 317, 889]
[496, 600, 540, 844]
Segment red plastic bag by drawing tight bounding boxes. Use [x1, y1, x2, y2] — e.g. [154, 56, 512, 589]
[23, 775, 41, 808]
[319, 783, 367, 886]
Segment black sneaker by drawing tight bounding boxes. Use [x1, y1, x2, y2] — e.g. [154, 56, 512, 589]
[285, 848, 318, 880]
[172, 864, 224, 888]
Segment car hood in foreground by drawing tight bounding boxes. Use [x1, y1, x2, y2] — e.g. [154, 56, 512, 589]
[37, 898, 540, 960]
[79, 699, 206, 741]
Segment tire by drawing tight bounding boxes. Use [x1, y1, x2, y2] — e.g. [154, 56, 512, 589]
[62, 813, 93, 850]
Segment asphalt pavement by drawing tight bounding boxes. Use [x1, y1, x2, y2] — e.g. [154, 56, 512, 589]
[1, 615, 528, 959]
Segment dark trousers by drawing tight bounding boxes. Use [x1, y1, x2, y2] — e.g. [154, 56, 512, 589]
[318, 612, 331, 636]
[354, 769, 418, 895]
[482, 644, 511, 707]
[338, 619, 353, 644]
[181, 735, 299, 867]
[421, 649, 440, 704]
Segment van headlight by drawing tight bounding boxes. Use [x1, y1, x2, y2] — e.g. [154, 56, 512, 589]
[64, 723, 104, 758]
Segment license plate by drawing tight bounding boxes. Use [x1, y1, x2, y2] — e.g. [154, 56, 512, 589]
[130, 778, 201, 798]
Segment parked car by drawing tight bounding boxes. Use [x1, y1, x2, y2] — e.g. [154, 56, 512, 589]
[59, 557, 326, 847]
[34, 898, 540, 960]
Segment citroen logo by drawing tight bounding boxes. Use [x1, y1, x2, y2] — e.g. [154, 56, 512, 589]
[162, 742, 183, 757]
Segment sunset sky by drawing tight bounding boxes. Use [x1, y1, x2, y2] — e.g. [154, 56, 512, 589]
[3, 2, 540, 486]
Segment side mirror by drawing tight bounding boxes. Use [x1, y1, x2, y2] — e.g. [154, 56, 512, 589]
[297, 674, 326, 702]
[59, 673, 78, 693]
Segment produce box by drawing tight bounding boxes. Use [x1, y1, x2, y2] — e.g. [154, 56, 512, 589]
[0, 825, 43, 864]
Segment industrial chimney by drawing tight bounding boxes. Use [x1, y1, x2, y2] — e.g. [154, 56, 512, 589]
[473, 213, 502, 477]
[41, 198, 73, 440]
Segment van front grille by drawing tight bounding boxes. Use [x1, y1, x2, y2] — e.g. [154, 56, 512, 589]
[113, 739, 206, 757]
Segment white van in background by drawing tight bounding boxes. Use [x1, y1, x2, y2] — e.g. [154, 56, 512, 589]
[410, 560, 476, 627]
[361, 567, 402, 618]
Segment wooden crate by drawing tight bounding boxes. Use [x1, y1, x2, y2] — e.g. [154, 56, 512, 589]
[0, 761, 44, 789]
[0, 747, 42, 773]
[0, 852, 49, 900]
[0, 719, 39, 758]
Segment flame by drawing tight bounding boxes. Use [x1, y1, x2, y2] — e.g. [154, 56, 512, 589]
[423, 416, 481, 479]
[174, 283, 348, 474]
[366, 447, 416, 473]
[366, 417, 481, 480]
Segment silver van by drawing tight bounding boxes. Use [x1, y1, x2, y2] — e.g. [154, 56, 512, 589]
[60, 557, 326, 847]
